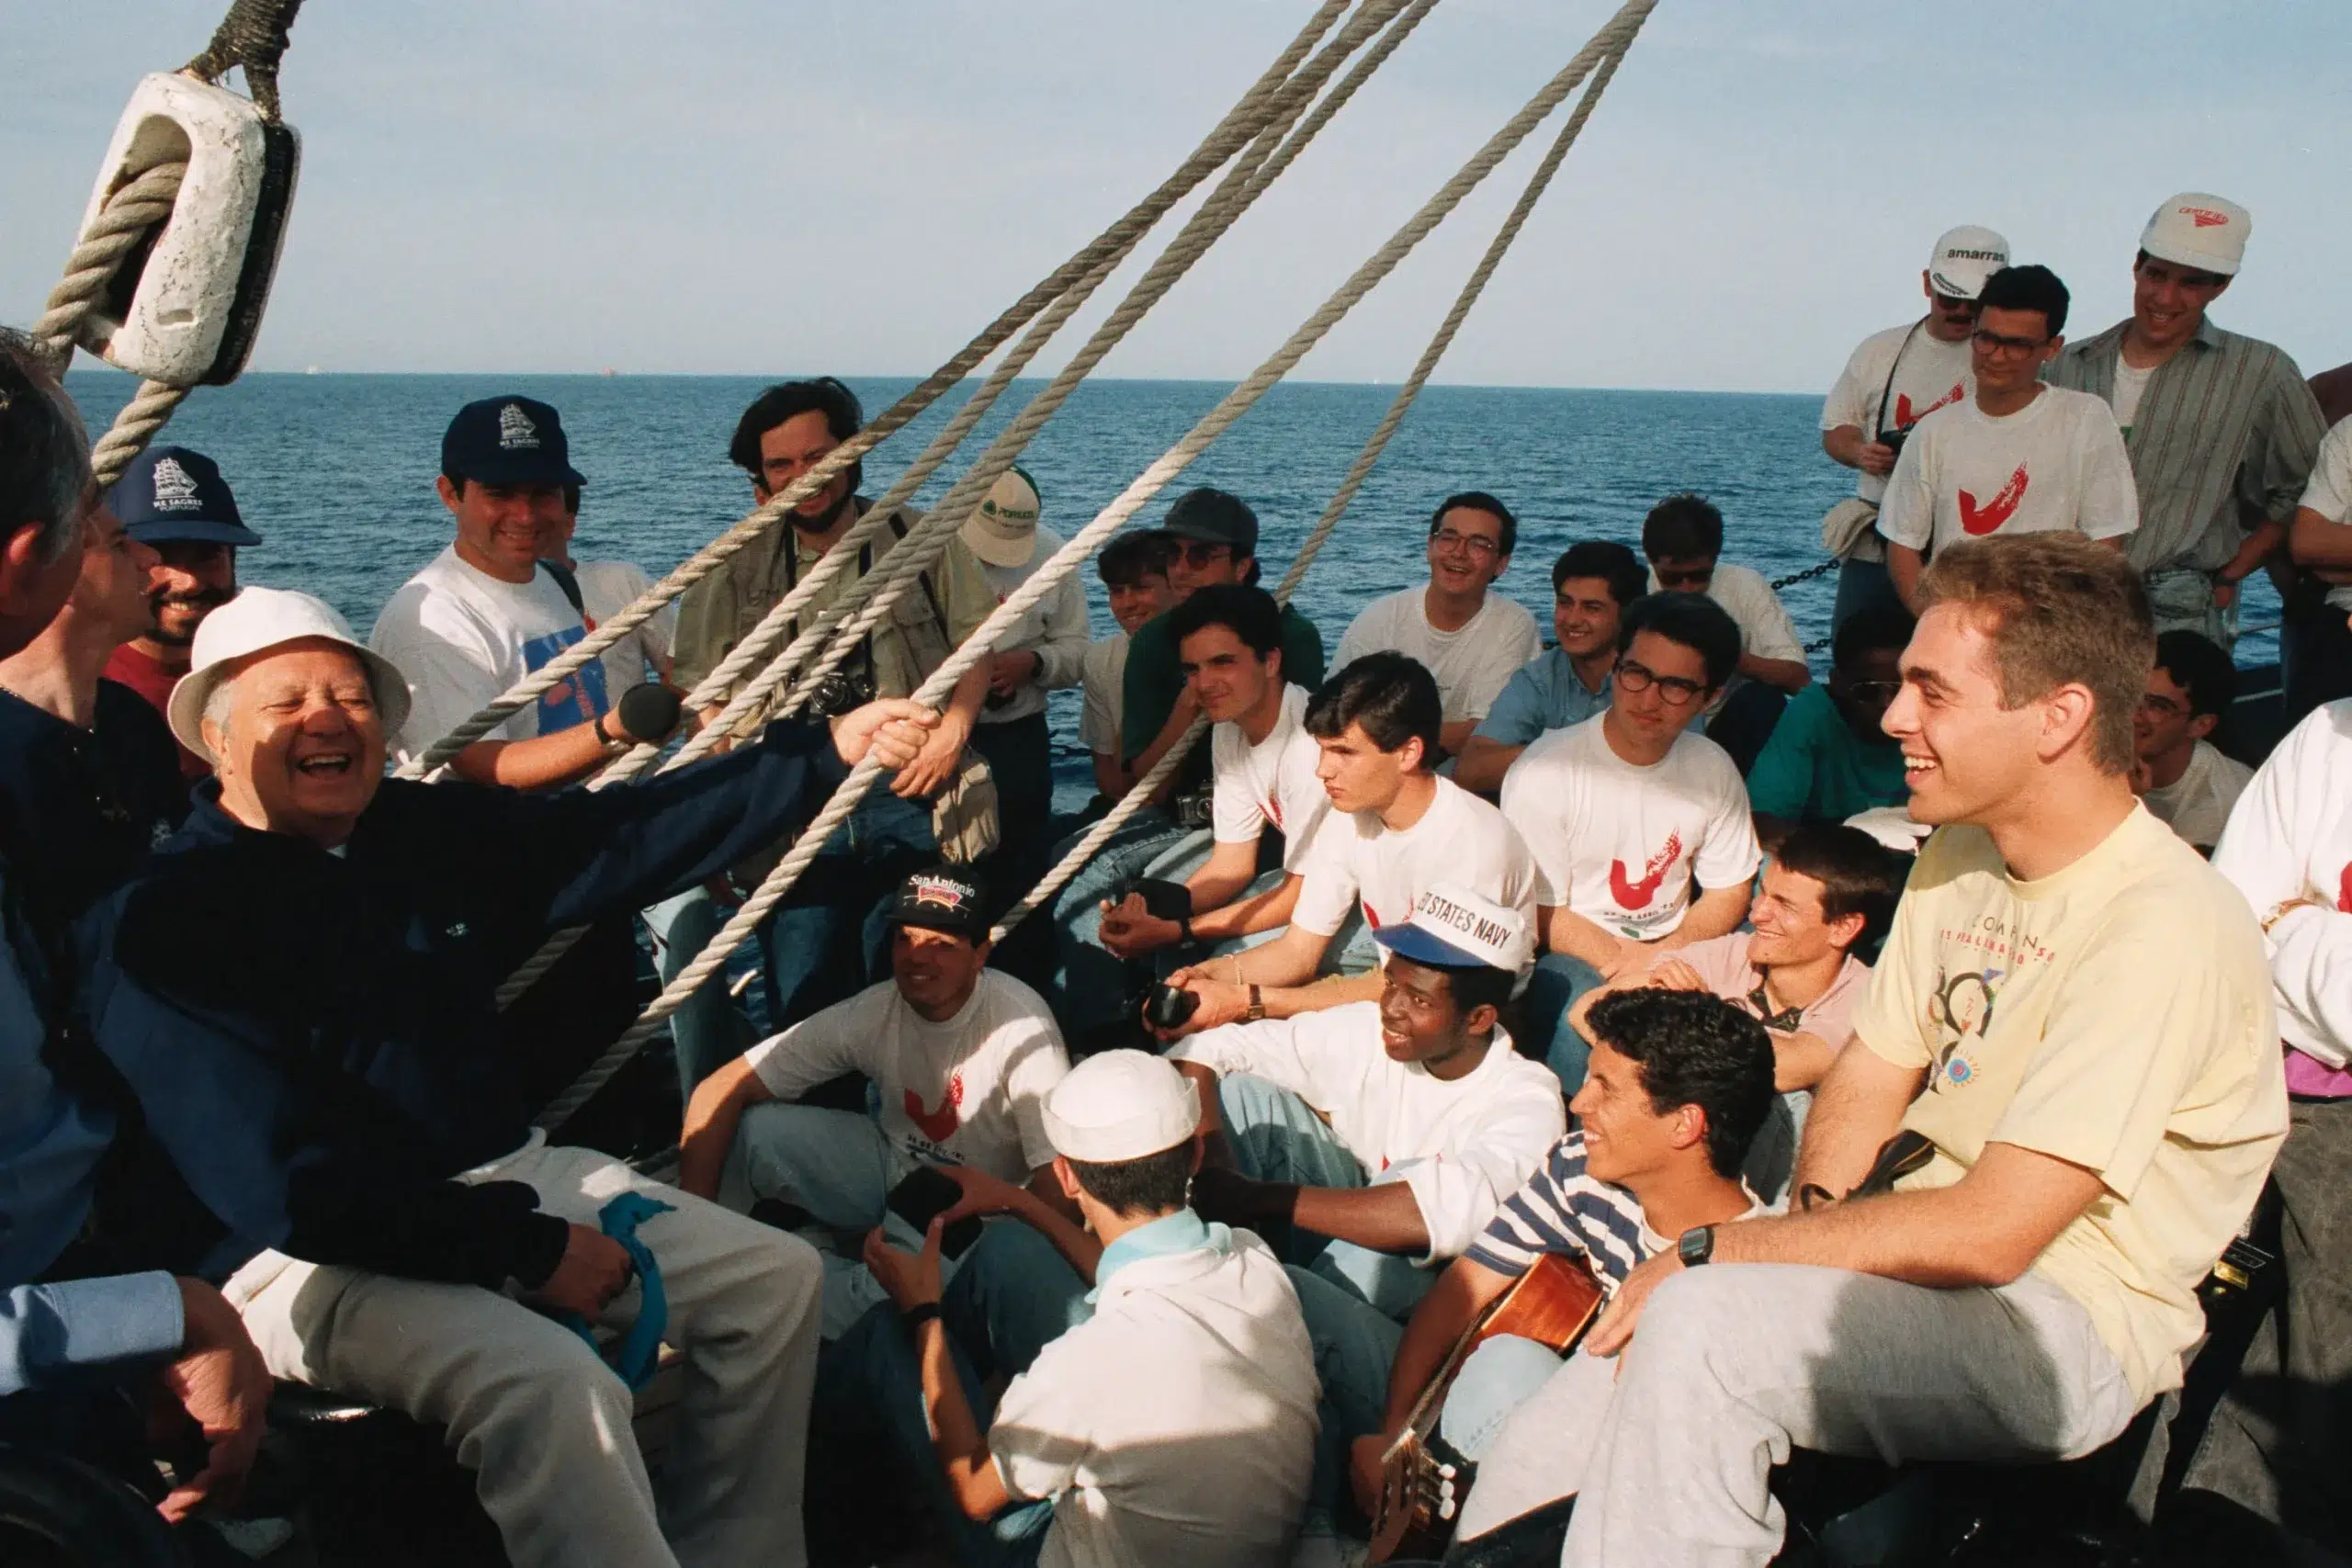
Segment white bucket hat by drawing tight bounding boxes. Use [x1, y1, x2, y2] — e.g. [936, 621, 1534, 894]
[2140, 192, 2249, 277]
[1042, 1049, 1202, 1163]
[166, 586, 412, 762]
[1926, 225, 2010, 301]
[960, 467, 1043, 569]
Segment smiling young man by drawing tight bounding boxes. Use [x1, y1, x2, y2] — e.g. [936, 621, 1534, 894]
[1355, 987, 1773, 1545]
[99, 445, 264, 781]
[1168, 886, 1563, 1313]
[2050, 193, 2326, 643]
[1455, 540, 1645, 796]
[1446, 534, 2286, 1568]
[2132, 629, 2250, 853]
[1820, 225, 2009, 628]
[1155, 652, 1537, 1033]
[1747, 604, 1914, 852]
[678, 867, 1072, 1336]
[1333, 492, 1542, 760]
[1078, 531, 1173, 801]
[1503, 592, 1761, 1088]
[1882, 266, 2142, 616]
[1092, 585, 1330, 971]
[370, 397, 675, 787]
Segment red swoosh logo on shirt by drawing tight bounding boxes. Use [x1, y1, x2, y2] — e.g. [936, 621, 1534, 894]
[905, 1072, 964, 1143]
[1892, 384, 1963, 429]
[1609, 831, 1682, 911]
[1959, 464, 2029, 536]
[2336, 863, 2352, 914]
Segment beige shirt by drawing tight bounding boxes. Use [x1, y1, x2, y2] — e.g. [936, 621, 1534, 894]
[1853, 805, 2286, 1404]
[670, 502, 997, 697]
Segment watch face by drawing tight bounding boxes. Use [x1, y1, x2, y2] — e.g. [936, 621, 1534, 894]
[1678, 1226, 1711, 1266]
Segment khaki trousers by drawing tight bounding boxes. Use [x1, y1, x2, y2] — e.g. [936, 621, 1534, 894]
[231, 1141, 820, 1568]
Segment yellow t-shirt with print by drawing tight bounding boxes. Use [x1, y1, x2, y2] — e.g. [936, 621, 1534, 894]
[1854, 803, 2286, 1405]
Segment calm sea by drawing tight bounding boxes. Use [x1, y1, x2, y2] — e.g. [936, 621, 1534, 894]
[63, 372, 2285, 802]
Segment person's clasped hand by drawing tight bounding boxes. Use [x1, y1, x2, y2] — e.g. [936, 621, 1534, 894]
[830, 698, 938, 771]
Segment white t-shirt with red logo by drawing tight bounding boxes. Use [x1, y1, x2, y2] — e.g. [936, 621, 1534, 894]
[743, 969, 1071, 1179]
[1877, 386, 2140, 558]
[1291, 774, 1537, 945]
[1821, 321, 1977, 505]
[1211, 683, 1331, 873]
[1499, 714, 1760, 942]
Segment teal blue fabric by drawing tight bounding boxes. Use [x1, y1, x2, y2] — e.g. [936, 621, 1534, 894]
[1091, 1208, 1211, 1295]
[1471, 649, 1611, 748]
[1743, 683, 1907, 822]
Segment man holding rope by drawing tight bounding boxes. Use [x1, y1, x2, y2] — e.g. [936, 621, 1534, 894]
[75, 584, 935, 1568]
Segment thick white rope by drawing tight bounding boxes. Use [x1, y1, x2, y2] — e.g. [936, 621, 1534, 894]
[991, 28, 1642, 945]
[496, 0, 1403, 1011]
[760, 0, 1442, 732]
[403, 0, 1360, 777]
[535, 0, 1660, 1130]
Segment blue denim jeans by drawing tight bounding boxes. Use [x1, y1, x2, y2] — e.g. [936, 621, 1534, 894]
[1519, 953, 1608, 1093]
[1044, 810, 1196, 1039]
[643, 884, 751, 1100]
[757, 787, 939, 1031]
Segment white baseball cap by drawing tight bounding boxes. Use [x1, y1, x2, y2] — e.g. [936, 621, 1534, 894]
[1927, 225, 2011, 301]
[2140, 192, 2249, 277]
[960, 467, 1044, 569]
[1042, 1049, 1202, 1163]
[167, 586, 412, 762]
[1374, 884, 1531, 972]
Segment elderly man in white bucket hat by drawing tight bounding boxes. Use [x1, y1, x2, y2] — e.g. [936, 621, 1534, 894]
[849, 1048, 1319, 1568]
[82, 584, 938, 1568]
[961, 466, 1089, 875]
[2050, 191, 2327, 644]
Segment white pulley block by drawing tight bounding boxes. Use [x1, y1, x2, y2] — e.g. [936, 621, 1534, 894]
[74, 72, 300, 386]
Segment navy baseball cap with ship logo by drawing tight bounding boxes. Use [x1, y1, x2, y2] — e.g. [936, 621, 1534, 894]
[441, 395, 587, 489]
[108, 446, 264, 547]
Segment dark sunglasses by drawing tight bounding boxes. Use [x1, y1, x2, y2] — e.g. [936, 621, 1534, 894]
[1173, 541, 1232, 569]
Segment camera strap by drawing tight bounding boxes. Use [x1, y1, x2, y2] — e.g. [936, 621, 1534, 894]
[1872, 318, 1928, 443]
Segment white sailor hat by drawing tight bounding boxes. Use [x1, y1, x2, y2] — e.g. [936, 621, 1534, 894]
[1042, 1050, 1201, 1163]
[167, 586, 412, 762]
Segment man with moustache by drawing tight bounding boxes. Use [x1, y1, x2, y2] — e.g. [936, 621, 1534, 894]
[101, 446, 262, 781]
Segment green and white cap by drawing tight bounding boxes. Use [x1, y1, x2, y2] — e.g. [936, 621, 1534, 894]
[962, 467, 1043, 568]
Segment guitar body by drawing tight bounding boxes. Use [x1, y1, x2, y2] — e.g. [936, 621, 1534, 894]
[1369, 1251, 1606, 1562]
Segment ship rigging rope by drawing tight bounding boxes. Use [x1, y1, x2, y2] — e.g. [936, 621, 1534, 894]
[534, 0, 1662, 1132]
[994, 24, 1641, 948]
[492, 0, 1433, 1008]
[399, 0, 1373, 778]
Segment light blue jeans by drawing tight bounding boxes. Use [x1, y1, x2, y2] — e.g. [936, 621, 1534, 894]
[643, 884, 750, 1101]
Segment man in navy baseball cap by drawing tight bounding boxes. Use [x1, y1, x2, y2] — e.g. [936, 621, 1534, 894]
[439, 395, 588, 492]
[102, 445, 264, 777]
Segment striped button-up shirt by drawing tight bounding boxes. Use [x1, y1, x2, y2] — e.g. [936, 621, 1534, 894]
[2048, 318, 2326, 576]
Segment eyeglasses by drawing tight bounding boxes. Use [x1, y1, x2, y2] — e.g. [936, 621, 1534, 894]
[1172, 541, 1232, 569]
[1972, 328, 2050, 358]
[1430, 527, 1501, 558]
[1929, 292, 1982, 314]
[1653, 566, 1714, 592]
[1841, 679, 1902, 703]
[1614, 658, 1708, 706]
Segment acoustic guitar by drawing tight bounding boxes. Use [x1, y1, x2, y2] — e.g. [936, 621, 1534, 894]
[1368, 1249, 1606, 1562]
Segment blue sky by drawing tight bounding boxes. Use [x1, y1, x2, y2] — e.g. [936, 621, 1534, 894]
[6, 1, 2346, 391]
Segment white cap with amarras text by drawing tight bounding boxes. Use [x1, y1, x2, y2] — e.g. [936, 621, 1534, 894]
[1927, 225, 2011, 301]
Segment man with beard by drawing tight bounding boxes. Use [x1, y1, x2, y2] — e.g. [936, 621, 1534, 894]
[101, 446, 261, 781]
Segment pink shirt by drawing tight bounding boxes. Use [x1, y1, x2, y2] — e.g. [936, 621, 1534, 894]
[1653, 932, 1869, 1046]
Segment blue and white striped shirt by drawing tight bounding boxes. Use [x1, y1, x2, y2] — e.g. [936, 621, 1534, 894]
[1463, 1131, 1659, 1295]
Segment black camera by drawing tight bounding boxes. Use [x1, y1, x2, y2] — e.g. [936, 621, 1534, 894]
[1877, 425, 1910, 458]
[1171, 787, 1216, 829]
[803, 668, 877, 721]
[1142, 982, 1201, 1032]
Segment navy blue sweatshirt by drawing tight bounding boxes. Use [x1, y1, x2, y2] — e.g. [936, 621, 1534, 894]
[79, 717, 846, 1291]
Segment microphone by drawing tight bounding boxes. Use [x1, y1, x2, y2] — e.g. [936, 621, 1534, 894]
[616, 683, 685, 745]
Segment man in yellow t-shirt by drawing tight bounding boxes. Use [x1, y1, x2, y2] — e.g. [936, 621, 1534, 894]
[1447, 534, 2285, 1568]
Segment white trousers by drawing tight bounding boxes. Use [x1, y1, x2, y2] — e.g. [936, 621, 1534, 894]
[1453, 1264, 2140, 1566]
[231, 1141, 821, 1568]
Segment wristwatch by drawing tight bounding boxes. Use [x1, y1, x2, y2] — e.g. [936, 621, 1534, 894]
[1676, 1225, 1715, 1268]
[1244, 984, 1266, 1023]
